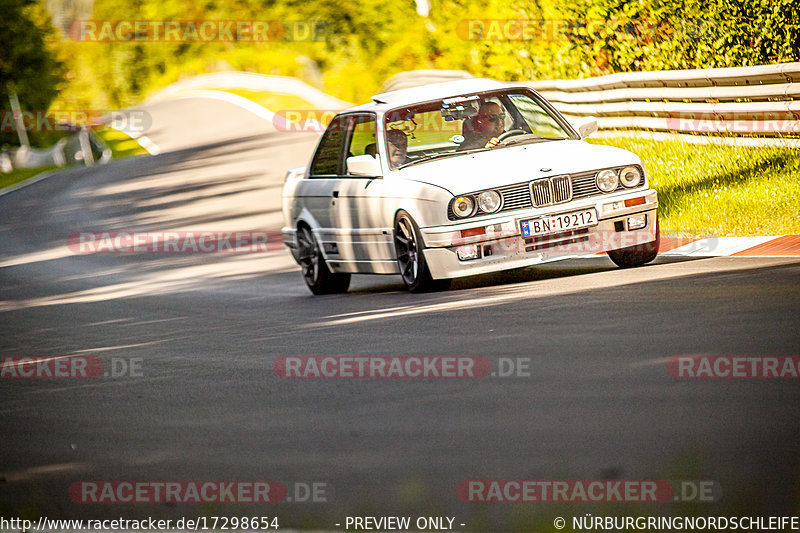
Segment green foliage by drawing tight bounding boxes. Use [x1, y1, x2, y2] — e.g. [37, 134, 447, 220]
[0, 164, 59, 190]
[93, 126, 148, 158]
[427, 0, 800, 80]
[589, 136, 800, 236]
[50, 0, 430, 107]
[46, 0, 799, 110]
[549, 0, 800, 76]
[0, 0, 65, 147]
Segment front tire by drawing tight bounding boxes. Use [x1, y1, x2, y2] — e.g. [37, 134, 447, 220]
[394, 211, 450, 292]
[607, 217, 660, 268]
[296, 226, 350, 295]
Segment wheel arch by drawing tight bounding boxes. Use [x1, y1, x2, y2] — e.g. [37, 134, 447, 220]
[294, 215, 334, 266]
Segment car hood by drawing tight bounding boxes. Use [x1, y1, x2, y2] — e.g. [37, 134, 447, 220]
[394, 140, 640, 195]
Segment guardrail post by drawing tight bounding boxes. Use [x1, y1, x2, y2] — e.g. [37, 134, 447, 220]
[78, 127, 94, 165]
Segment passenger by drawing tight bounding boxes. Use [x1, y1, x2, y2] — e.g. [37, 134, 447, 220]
[386, 129, 409, 167]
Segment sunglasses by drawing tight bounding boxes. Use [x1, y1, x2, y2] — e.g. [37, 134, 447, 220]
[488, 113, 505, 122]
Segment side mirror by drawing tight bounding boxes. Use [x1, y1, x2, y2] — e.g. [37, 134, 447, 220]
[346, 155, 383, 177]
[572, 116, 598, 139]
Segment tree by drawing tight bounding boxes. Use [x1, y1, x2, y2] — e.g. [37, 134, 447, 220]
[0, 0, 64, 146]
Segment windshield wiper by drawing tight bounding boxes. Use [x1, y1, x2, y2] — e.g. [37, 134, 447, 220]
[500, 135, 567, 147]
[396, 147, 491, 169]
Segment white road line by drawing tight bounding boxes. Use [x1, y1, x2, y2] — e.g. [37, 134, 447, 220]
[147, 70, 353, 109]
[629, 356, 690, 368]
[109, 124, 161, 155]
[168, 89, 326, 133]
[69, 340, 167, 353]
[135, 134, 161, 155]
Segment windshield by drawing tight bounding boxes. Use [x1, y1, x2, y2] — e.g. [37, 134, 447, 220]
[383, 88, 578, 170]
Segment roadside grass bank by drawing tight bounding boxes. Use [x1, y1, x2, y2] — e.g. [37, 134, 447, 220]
[222, 89, 318, 115]
[589, 136, 800, 236]
[0, 165, 60, 191]
[93, 127, 149, 158]
[1, 129, 147, 192]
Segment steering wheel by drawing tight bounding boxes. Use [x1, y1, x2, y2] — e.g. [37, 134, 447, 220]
[497, 129, 526, 142]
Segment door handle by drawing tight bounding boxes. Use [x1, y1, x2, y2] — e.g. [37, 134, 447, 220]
[332, 190, 339, 198]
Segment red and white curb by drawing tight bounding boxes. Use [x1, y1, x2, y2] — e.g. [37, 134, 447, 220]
[659, 235, 800, 257]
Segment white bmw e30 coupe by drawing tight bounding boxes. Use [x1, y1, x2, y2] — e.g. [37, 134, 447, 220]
[282, 78, 659, 294]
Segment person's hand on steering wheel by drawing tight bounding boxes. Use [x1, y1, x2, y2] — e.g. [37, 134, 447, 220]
[485, 129, 527, 148]
[497, 129, 526, 142]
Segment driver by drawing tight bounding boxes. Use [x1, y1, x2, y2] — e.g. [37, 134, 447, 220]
[458, 101, 506, 150]
[483, 101, 506, 142]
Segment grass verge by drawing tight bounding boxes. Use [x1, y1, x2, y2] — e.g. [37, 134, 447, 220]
[0, 165, 59, 191]
[1, 129, 148, 191]
[589, 136, 800, 236]
[222, 89, 319, 114]
[93, 127, 149, 158]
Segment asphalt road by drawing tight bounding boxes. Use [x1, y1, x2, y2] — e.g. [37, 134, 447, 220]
[1, 96, 799, 530]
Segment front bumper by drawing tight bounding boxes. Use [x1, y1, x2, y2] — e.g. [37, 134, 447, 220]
[421, 189, 658, 280]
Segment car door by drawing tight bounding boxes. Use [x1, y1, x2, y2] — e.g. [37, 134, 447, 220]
[294, 114, 351, 260]
[335, 114, 396, 273]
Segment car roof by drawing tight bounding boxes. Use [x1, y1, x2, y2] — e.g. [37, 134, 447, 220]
[345, 78, 516, 113]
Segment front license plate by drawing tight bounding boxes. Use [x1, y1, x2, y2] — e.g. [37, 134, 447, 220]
[520, 208, 598, 237]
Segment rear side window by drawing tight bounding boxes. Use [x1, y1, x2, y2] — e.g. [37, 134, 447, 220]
[346, 114, 378, 157]
[310, 115, 349, 176]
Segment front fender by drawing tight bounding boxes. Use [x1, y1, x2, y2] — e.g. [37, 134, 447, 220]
[381, 178, 455, 233]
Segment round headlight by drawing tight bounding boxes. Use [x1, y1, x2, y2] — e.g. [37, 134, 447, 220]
[620, 166, 642, 188]
[596, 169, 619, 193]
[477, 190, 502, 213]
[452, 195, 475, 218]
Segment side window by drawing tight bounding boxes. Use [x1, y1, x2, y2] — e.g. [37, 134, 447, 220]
[346, 114, 378, 159]
[310, 115, 350, 176]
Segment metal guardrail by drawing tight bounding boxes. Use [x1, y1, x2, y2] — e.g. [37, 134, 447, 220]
[3, 129, 111, 172]
[377, 63, 800, 143]
[526, 63, 800, 138]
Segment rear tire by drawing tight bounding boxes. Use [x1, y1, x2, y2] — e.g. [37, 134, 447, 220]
[394, 211, 451, 293]
[607, 216, 660, 268]
[296, 226, 350, 295]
